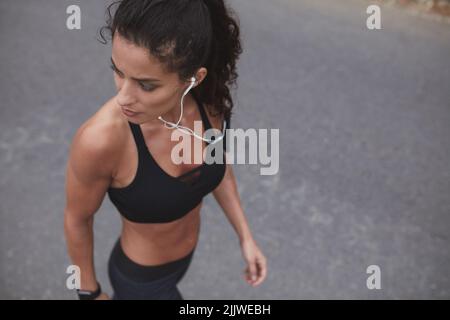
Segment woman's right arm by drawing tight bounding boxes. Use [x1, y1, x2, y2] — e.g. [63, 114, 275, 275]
[64, 123, 116, 297]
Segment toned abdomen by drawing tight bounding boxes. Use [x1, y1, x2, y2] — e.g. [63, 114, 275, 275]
[118, 202, 202, 266]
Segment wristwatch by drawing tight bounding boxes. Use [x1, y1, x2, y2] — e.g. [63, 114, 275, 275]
[76, 282, 102, 300]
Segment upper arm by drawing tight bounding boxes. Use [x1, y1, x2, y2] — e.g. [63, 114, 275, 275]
[206, 106, 231, 168]
[64, 123, 116, 221]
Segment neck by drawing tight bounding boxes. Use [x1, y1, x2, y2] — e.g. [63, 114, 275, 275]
[160, 92, 193, 124]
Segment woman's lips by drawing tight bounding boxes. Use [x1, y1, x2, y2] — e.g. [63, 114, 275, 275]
[122, 108, 141, 117]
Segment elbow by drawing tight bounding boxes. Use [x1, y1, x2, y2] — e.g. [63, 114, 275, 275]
[64, 210, 94, 237]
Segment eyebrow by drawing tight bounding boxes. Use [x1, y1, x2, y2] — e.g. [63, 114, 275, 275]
[110, 57, 160, 82]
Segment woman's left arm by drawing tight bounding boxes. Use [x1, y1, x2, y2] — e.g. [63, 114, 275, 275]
[212, 164, 267, 287]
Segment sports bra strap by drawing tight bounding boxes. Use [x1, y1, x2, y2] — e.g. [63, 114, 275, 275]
[191, 91, 212, 131]
[128, 122, 149, 156]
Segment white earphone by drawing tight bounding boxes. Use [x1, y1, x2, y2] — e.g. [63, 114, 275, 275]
[158, 77, 225, 144]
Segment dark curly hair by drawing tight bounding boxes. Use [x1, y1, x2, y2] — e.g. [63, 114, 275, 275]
[98, 0, 243, 121]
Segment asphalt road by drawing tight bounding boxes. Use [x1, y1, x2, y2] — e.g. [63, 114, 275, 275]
[0, 0, 449, 299]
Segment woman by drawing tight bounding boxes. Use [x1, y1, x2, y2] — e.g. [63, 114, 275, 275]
[64, 0, 267, 300]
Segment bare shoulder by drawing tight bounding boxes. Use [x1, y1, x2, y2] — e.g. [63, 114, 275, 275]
[68, 98, 126, 181]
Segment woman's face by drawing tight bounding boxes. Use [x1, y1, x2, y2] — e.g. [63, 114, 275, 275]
[111, 32, 190, 123]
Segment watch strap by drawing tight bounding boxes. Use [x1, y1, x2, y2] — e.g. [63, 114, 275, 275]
[76, 282, 102, 300]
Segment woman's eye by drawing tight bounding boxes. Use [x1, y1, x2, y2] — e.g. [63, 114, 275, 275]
[139, 83, 156, 92]
[109, 64, 155, 91]
[110, 65, 123, 77]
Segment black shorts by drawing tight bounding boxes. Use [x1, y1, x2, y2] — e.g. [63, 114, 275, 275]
[108, 237, 195, 300]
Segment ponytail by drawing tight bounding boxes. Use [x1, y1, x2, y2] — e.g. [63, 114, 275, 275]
[194, 0, 243, 120]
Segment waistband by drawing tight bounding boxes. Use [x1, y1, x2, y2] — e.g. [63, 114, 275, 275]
[109, 238, 196, 283]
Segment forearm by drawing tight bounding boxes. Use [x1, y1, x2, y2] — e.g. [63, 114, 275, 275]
[64, 212, 98, 291]
[213, 165, 254, 244]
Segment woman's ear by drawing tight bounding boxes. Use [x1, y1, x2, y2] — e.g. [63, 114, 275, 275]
[193, 67, 208, 87]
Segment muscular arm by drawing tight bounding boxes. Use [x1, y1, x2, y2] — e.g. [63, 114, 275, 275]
[212, 164, 254, 244]
[64, 123, 116, 291]
[207, 110, 254, 244]
[209, 110, 267, 287]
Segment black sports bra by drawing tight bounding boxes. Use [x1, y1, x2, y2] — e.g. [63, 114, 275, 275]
[107, 92, 228, 223]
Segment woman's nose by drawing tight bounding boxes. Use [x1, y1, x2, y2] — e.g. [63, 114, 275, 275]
[116, 81, 137, 107]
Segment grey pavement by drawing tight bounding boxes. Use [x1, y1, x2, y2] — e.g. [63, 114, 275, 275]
[0, 0, 449, 299]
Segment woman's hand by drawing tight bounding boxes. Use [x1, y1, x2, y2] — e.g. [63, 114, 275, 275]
[94, 292, 111, 300]
[240, 238, 267, 287]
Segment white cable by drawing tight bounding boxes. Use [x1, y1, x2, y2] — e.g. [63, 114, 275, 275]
[158, 77, 226, 144]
